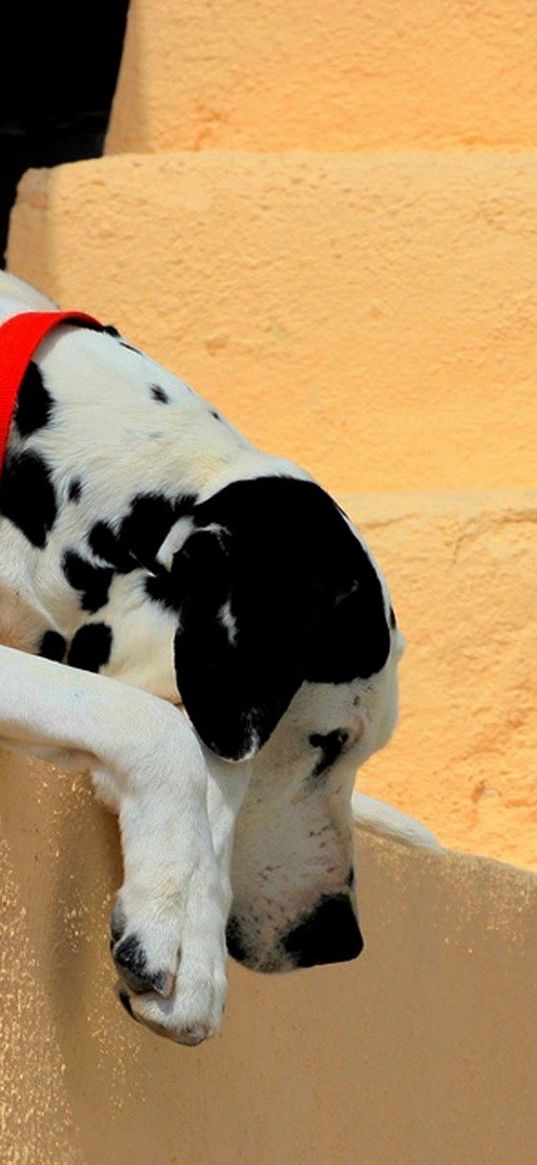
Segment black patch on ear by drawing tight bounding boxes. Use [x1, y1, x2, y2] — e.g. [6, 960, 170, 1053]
[39, 630, 67, 662]
[67, 622, 112, 671]
[172, 476, 390, 760]
[88, 520, 138, 573]
[14, 362, 53, 436]
[150, 384, 169, 404]
[68, 477, 82, 502]
[309, 729, 349, 779]
[62, 551, 113, 613]
[0, 451, 57, 547]
[173, 525, 301, 760]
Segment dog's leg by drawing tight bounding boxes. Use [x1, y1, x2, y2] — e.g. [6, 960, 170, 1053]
[0, 645, 241, 1044]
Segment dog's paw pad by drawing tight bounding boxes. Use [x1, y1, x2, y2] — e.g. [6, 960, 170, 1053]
[112, 933, 175, 997]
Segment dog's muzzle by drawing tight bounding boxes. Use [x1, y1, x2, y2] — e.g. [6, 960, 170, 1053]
[227, 892, 364, 972]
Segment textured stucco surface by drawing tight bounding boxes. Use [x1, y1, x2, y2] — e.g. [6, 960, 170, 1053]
[8, 151, 537, 494]
[107, 0, 537, 154]
[1, 750, 536, 1165]
[348, 490, 537, 871]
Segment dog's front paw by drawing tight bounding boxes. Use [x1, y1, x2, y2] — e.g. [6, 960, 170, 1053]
[115, 959, 227, 1046]
[110, 893, 180, 1001]
[110, 892, 227, 1045]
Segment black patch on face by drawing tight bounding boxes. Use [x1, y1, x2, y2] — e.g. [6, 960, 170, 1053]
[62, 550, 113, 613]
[67, 622, 112, 672]
[14, 361, 53, 437]
[389, 605, 397, 629]
[88, 520, 138, 573]
[225, 916, 250, 964]
[0, 451, 57, 547]
[282, 894, 364, 968]
[68, 477, 82, 502]
[309, 729, 349, 778]
[39, 630, 67, 662]
[150, 384, 169, 404]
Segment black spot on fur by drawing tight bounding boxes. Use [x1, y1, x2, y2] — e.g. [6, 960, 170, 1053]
[67, 622, 112, 672]
[0, 451, 57, 547]
[144, 573, 176, 608]
[150, 384, 169, 404]
[119, 339, 142, 355]
[14, 362, 53, 437]
[39, 630, 67, 662]
[309, 729, 349, 779]
[102, 324, 121, 337]
[120, 492, 196, 572]
[389, 605, 397, 629]
[88, 520, 138, 573]
[63, 551, 113, 613]
[282, 895, 363, 968]
[112, 934, 148, 993]
[68, 477, 82, 502]
[346, 867, 355, 890]
[210, 410, 221, 421]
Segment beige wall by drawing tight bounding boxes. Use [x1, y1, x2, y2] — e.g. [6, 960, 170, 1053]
[9, 151, 537, 495]
[107, 0, 537, 153]
[1, 749, 536, 1165]
[3, 3, 537, 1160]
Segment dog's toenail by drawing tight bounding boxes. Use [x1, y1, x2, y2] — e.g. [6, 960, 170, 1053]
[184, 1024, 210, 1045]
[153, 970, 175, 998]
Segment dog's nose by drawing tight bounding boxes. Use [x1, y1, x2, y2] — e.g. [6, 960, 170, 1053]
[282, 894, 364, 968]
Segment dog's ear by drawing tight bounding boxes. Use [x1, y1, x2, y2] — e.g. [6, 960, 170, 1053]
[168, 475, 391, 761]
[171, 524, 302, 761]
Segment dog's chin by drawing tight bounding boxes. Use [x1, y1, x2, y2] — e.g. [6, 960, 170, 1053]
[226, 894, 364, 973]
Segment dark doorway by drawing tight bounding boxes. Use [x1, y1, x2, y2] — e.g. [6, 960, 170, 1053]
[0, 2, 130, 266]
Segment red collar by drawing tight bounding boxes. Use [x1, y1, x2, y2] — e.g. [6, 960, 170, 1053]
[0, 309, 101, 474]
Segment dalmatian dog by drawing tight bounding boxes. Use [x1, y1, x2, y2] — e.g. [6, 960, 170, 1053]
[0, 271, 406, 1046]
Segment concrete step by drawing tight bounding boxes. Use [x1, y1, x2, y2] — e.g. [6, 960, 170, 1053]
[107, 0, 537, 153]
[9, 150, 537, 493]
[347, 488, 537, 870]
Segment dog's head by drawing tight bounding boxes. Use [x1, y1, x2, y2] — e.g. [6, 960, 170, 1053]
[158, 476, 402, 971]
